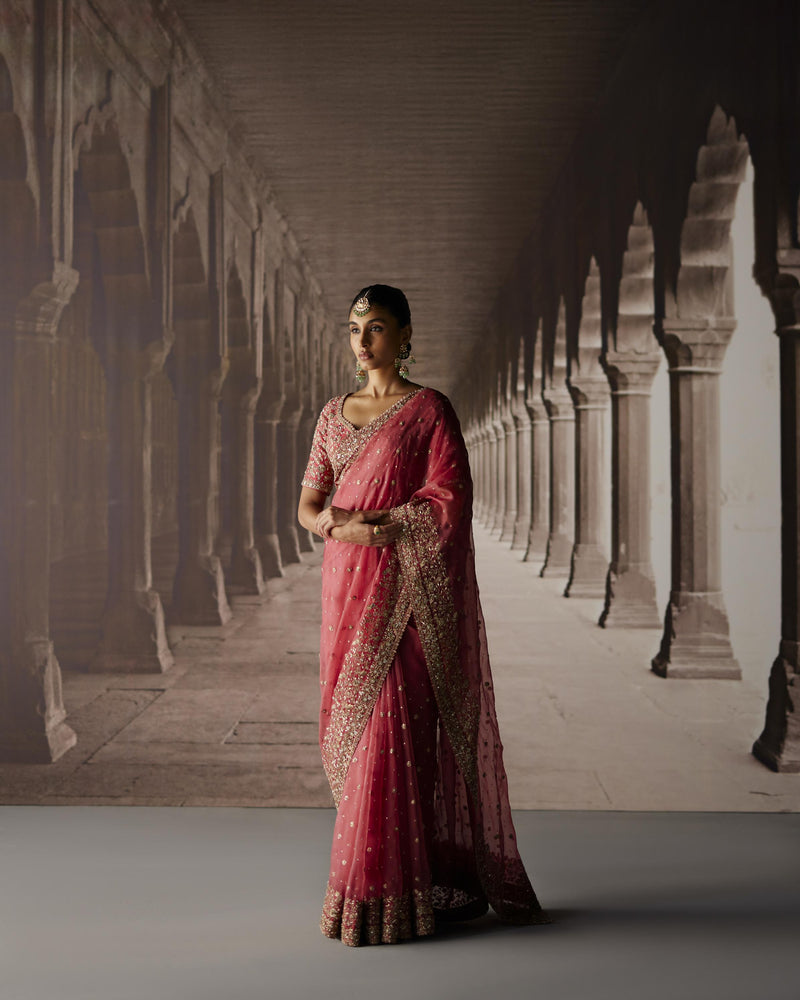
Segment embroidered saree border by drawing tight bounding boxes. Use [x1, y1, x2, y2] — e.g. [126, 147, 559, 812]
[390, 502, 480, 796]
[320, 550, 412, 805]
[321, 882, 435, 946]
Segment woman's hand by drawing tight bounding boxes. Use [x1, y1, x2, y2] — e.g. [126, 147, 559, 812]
[330, 518, 404, 547]
[315, 506, 363, 540]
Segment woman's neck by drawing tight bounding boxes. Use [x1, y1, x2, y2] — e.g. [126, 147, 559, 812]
[360, 367, 411, 398]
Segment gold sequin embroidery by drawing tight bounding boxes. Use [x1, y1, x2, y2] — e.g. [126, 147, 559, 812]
[389, 501, 480, 795]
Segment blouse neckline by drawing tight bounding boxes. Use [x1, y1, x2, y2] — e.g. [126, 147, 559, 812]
[337, 387, 424, 432]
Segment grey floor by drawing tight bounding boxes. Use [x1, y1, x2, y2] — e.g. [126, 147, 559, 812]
[2, 806, 798, 1000]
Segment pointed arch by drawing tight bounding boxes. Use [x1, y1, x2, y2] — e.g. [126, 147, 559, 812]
[260, 268, 282, 403]
[615, 202, 658, 354]
[172, 209, 212, 362]
[667, 105, 750, 330]
[226, 259, 250, 350]
[544, 298, 569, 405]
[0, 54, 36, 300]
[576, 257, 602, 363]
[75, 120, 151, 345]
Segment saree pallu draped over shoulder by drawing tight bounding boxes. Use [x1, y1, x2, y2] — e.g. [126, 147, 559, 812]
[301, 387, 551, 946]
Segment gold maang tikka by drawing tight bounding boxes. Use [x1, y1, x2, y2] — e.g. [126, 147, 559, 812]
[353, 294, 371, 317]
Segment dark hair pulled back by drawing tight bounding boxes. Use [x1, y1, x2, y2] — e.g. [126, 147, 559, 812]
[349, 284, 411, 328]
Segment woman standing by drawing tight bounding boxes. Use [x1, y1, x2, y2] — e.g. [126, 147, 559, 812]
[298, 284, 551, 946]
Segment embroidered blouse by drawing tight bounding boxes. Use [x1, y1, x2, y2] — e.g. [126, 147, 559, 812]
[300, 389, 425, 494]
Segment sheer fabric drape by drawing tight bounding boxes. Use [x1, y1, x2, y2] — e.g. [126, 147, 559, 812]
[302, 387, 550, 945]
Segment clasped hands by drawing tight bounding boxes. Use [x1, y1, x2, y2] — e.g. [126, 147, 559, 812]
[314, 506, 404, 547]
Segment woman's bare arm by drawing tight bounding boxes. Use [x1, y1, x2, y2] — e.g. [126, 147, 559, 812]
[298, 486, 328, 537]
[297, 487, 402, 546]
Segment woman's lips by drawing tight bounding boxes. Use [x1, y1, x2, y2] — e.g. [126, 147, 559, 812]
[358, 352, 372, 360]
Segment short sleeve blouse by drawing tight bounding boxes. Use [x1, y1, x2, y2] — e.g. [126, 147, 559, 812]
[301, 398, 336, 494]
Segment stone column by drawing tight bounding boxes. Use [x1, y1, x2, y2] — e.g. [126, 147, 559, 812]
[565, 368, 610, 598]
[499, 407, 518, 544]
[276, 401, 303, 565]
[753, 262, 800, 770]
[599, 352, 662, 627]
[171, 357, 233, 624]
[540, 321, 575, 578]
[476, 421, 491, 523]
[225, 349, 265, 593]
[483, 419, 497, 529]
[510, 396, 532, 551]
[489, 415, 506, 536]
[296, 405, 317, 552]
[467, 427, 481, 519]
[524, 371, 550, 565]
[254, 393, 285, 579]
[0, 269, 79, 761]
[651, 320, 740, 678]
[91, 330, 174, 673]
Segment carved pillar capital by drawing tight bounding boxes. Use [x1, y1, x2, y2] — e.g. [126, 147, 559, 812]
[659, 317, 737, 372]
[115, 329, 175, 382]
[232, 372, 264, 414]
[542, 384, 573, 420]
[601, 350, 662, 393]
[567, 374, 609, 410]
[256, 391, 287, 423]
[205, 357, 230, 398]
[9, 264, 79, 339]
[509, 393, 529, 426]
[765, 251, 800, 331]
[523, 390, 547, 423]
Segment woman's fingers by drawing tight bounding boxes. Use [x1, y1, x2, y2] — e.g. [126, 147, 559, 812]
[317, 518, 403, 545]
[361, 508, 391, 524]
[370, 522, 403, 546]
[315, 511, 334, 538]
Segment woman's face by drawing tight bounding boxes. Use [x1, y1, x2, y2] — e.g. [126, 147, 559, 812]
[348, 306, 411, 373]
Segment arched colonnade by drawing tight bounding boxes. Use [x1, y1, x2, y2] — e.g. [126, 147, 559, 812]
[0, 4, 352, 763]
[459, 1, 800, 774]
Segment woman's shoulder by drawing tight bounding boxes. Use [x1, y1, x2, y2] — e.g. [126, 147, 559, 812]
[416, 386, 459, 418]
[415, 385, 450, 407]
[318, 394, 346, 418]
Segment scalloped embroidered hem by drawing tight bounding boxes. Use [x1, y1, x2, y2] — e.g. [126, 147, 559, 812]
[320, 882, 435, 947]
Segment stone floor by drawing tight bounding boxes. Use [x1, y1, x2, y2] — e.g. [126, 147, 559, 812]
[1, 526, 798, 810]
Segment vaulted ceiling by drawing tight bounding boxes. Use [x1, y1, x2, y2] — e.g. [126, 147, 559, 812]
[172, 0, 654, 395]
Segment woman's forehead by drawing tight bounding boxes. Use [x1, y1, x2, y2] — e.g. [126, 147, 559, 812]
[348, 306, 393, 322]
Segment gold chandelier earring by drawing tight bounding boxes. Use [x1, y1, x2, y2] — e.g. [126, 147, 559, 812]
[394, 342, 416, 380]
[354, 362, 367, 384]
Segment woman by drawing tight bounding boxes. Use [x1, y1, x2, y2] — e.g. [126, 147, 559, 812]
[298, 284, 551, 946]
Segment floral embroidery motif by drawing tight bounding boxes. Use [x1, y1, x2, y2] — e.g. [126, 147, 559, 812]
[321, 550, 412, 805]
[390, 502, 480, 795]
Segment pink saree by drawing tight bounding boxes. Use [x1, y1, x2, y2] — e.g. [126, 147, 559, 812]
[301, 386, 550, 946]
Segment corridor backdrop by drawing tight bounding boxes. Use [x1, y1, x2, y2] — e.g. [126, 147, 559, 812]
[0, 0, 797, 803]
